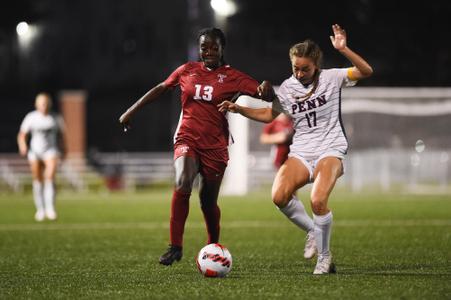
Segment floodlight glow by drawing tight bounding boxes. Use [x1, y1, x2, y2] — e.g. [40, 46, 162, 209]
[16, 22, 29, 36]
[210, 0, 237, 17]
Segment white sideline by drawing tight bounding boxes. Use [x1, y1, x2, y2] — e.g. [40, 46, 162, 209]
[0, 219, 450, 231]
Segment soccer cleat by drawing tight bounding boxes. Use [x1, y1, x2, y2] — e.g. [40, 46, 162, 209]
[313, 255, 336, 275]
[45, 210, 58, 221]
[304, 230, 317, 259]
[34, 210, 45, 222]
[159, 245, 183, 266]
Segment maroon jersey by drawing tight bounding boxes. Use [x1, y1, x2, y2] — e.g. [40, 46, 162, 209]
[164, 62, 259, 150]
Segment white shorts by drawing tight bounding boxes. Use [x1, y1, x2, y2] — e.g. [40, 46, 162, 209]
[288, 150, 345, 183]
[28, 149, 60, 161]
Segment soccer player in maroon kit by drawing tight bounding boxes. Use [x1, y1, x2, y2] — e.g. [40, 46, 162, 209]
[260, 113, 294, 169]
[119, 28, 273, 265]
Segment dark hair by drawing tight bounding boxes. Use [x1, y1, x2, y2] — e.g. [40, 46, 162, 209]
[289, 39, 323, 101]
[197, 27, 226, 48]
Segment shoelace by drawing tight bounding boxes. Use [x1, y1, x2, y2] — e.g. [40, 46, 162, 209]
[316, 256, 330, 271]
[305, 234, 315, 247]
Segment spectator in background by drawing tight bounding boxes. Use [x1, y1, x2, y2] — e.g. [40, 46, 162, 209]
[260, 113, 293, 169]
[119, 27, 273, 266]
[17, 93, 66, 221]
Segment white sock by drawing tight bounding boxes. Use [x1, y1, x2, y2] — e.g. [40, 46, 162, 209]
[32, 180, 44, 212]
[279, 196, 314, 232]
[43, 179, 56, 213]
[313, 211, 333, 257]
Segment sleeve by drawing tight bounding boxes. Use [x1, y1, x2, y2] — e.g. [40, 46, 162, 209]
[326, 68, 357, 88]
[19, 113, 31, 133]
[272, 84, 290, 115]
[236, 72, 259, 96]
[163, 64, 187, 88]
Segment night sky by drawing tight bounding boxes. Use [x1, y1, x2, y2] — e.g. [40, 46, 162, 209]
[1, 0, 450, 152]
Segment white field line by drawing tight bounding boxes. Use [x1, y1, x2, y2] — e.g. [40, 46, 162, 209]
[0, 219, 450, 231]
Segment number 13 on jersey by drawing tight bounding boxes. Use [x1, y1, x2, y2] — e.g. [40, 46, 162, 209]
[194, 84, 214, 101]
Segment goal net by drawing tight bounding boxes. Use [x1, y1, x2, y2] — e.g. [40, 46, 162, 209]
[222, 87, 451, 195]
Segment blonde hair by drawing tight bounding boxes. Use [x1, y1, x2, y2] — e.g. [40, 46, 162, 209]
[35, 92, 52, 110]
[289, 40, 322, 101]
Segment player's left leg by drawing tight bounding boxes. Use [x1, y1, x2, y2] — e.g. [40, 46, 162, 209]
[311, 156, 343, 274]
[43, 157, 59, 220]
[199, 176, 222, 244]
[198, 148, 227, 245]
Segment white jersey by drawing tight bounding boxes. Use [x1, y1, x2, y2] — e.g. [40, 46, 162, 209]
[19, 111, 64, 155]
[273, 68, 356, 161]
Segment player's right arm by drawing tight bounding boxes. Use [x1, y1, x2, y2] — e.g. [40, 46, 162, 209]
[260, 131, 291, 145]
[218, 101, 279, 123]
[119, 82, 169, 129]
[17, 114, 30, 157]
[119, 63, 186, 130]
[17, 131, 28, 156]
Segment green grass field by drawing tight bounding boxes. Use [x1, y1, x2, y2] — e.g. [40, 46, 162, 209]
[1, 188, 450, 299]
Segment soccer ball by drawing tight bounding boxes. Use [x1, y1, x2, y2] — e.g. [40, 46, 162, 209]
[196, 243, 233, 277]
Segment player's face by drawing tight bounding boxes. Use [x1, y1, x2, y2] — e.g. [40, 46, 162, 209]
[35, 95, 51, 114]
[291, 56, 317, 85]
[199, 35, 223, 69]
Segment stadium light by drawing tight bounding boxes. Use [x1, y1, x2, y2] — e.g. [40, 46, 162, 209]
[210, 0, 237, 17]
[16, 22, 40, 54]
[16, 22, 29, 36]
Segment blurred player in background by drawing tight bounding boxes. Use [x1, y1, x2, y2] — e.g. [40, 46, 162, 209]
[260, 113, 293, 169]
[17, 93, 66, 221]
[219, 24, 373, 274]
[119, 27, 273, 265]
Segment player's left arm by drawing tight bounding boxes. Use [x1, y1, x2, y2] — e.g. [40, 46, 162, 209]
[230, 80, 274, 103]
[57, 116, 67, 159]
[260, 131, 291, 145]
[236, 70, 276, 102]
[330, 24, 373, 81]
[256, 80, 275, 102]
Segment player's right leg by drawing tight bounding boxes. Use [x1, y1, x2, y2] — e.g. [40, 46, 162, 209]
[29, 156, 45, 222]
[159, 149, 199, 266]
[272, 157, 316, 259]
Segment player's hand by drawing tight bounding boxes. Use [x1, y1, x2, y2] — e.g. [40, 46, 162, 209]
[257, 80, 275, 102]
[119, 112, 131, 132]
[218, 101, 240, 113]
[18, 146, 27, 157]
[330, 24, 347, 51]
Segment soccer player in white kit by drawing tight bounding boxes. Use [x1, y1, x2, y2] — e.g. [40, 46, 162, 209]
[218, 24, 373, 274]
[17, 93, 66, 221]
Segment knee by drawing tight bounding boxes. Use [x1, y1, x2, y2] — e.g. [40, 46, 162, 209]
[310, 194, 329, 215]
[175, 175, 194, 194]
[199, 193, 218, 210]
[200, 200, 217, 211]
[272, 189, 292, 208]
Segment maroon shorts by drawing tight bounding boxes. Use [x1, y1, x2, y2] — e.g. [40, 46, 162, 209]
[174, 143, 229, 180]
